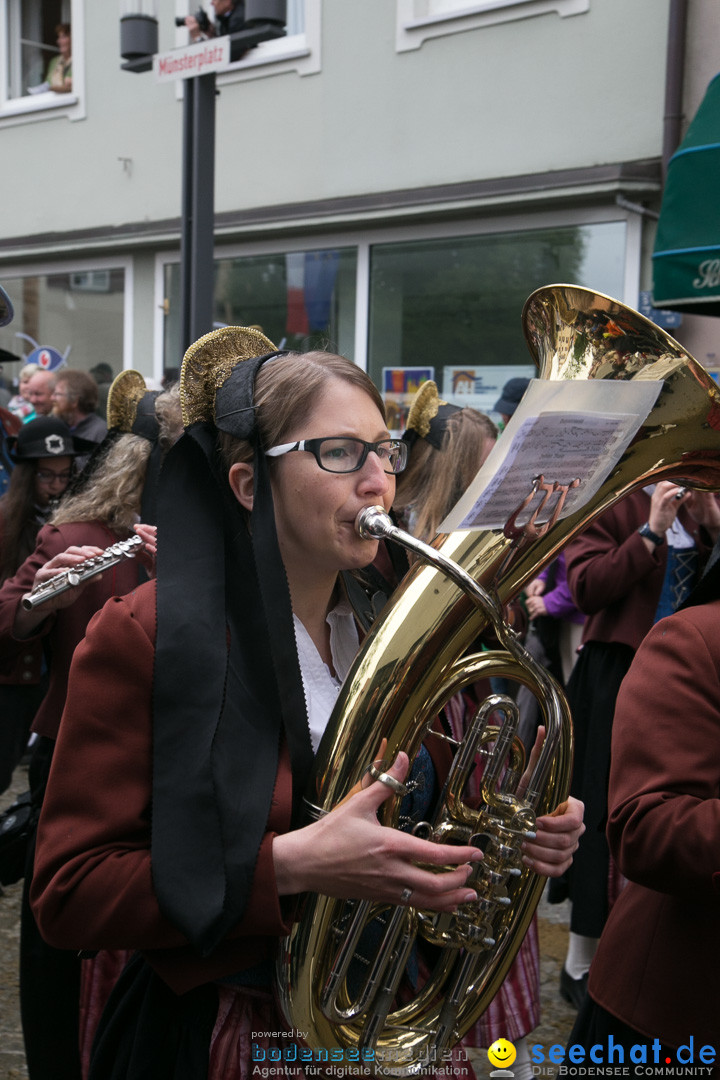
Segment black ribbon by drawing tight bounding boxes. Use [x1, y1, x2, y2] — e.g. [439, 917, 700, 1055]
[151, 353, 313, 956]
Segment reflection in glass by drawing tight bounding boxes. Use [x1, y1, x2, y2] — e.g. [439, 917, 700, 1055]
[163, 248, 357, 370]
[368, 222, 626, 401]
[0, 271, 125, 381]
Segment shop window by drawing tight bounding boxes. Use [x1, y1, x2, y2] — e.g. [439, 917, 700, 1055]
[162, 247, 357, 374]
[0, 268, 126, 381]
[368, 221, 625, 429]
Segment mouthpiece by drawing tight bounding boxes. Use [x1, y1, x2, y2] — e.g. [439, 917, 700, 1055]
[356, 505, 393, 540]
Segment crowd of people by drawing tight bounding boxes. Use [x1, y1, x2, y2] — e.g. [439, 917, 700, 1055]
[0, 303, 716, 1079]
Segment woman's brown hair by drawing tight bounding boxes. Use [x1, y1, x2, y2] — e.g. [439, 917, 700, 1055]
[219, 351, 385, 470]
[394, 408, 497, 543]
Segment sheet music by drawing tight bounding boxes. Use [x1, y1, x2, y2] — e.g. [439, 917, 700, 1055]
[440, 379, 663, 532]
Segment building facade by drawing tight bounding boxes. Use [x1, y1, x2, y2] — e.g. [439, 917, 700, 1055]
[0, 0, 717, 418]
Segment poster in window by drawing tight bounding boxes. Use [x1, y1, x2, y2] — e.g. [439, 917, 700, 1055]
[442, 365, 536, 415]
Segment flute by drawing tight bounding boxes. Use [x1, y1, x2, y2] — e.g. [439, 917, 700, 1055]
[21, 535, 144, 611]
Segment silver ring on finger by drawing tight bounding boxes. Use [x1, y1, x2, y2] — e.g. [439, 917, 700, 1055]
[400, 887, 413, 904]
[368, 763, 408, 797]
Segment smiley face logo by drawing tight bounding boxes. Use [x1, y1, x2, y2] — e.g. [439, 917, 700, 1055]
[488, 1038, 517, 1070]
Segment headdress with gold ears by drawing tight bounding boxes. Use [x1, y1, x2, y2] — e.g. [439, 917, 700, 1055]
[60, 368, 164, 511]
[106, 368, 161, 441]
[402, 380, 461, 451]
[152, 328, 313, 956]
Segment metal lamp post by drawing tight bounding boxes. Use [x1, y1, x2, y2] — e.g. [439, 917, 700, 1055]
[120, 1, 287, 351]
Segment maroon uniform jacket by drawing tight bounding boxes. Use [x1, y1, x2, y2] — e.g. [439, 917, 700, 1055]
[0, 521, 141, 738]
[565, 489, 711, 650]
[588, 601, 720, 1050]
[31, 579, 454, 995]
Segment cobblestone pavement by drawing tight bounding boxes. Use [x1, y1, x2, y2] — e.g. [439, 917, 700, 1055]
[0, 767, 577, 1080]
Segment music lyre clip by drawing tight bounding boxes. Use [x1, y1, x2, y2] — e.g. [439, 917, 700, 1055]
[503, 475, 581, 542]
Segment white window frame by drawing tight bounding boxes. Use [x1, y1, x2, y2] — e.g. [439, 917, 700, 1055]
[0, 0, 85, 124]
[173, 0, 321, 84]
[396, 0, 589, 52]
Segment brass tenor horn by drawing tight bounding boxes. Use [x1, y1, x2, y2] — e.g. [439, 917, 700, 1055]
[277, 285, 720, 1076]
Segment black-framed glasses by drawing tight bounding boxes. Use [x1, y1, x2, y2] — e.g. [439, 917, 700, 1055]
[265, 436, 408, 475]
[36, 469, 73, 485]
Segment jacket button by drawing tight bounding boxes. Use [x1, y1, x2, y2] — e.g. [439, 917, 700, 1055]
[22, 671, 33, 681]
[23, 654, 34, 664]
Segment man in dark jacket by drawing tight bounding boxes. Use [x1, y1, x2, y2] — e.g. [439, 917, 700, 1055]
[185, 0, 245, 39]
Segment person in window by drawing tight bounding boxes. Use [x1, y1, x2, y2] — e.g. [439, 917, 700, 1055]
[184, 0, 246, 40]
[46, 24, 72, 94]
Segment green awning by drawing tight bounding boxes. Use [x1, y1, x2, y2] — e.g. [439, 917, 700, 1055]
[652, 71, 720, 315]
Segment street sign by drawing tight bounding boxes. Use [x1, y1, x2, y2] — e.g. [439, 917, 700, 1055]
[154, 37, 230, 83]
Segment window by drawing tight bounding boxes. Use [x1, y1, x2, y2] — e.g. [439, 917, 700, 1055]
[1, 0, 82, 120]
[367, 221, 626, 419]
[0, 266, 127, 380]
[162, 247, 358, 372]
[396, 0, 589, 52]
[174, 0, 321, 81]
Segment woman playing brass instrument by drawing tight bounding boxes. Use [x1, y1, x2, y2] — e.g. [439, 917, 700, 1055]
[30, 333, 583, 1080]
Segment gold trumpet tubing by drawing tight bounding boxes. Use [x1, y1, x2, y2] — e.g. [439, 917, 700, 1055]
[357, 912, 418, 1055]
[357, 507, 564, 809]
[433, 697, 530, 842]
[322, 903, 415, 1023]
[21, 535, 143, 611]
[418, 702, 534, 954]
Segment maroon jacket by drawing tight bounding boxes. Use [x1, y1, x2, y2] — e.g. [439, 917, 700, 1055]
[588, 601, 720, 1051]
[31, 579, 454, 995]
[565, 489, 711, 651]
[0, 521, 141, 738]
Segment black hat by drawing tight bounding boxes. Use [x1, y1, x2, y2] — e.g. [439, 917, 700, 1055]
[11, 416, 85, 461]
[494, 376, 530, 417]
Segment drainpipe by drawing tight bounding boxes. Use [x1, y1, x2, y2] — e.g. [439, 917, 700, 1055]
[662, 0, 688, 183]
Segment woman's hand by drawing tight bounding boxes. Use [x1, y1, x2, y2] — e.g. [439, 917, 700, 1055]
[521, 796, 585, 877]
[525, 594, 548, 619]
[647, 481, 687, 538]
[14, 545, 106, 638]
[524, 577, 545, 598]
[516, 725, 585, 876]
[273, 753, 483, 912]
[133, 523, 157, 577]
